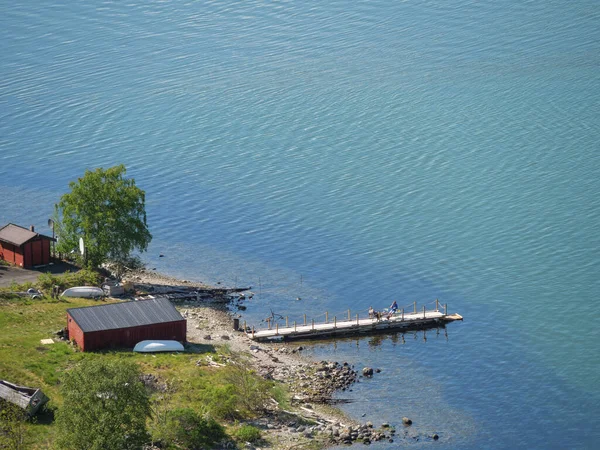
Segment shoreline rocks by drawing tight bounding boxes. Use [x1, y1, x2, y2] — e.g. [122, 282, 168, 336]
[123, 269, 434, 448]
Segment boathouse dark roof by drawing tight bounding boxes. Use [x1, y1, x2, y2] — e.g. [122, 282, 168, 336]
[66, 298, 184, 333]
[0, 223, 54, 246]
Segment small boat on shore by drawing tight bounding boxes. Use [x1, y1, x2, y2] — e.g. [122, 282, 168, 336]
[133, 340, 184, 353]
[0, 380, 49, 416]
[61, 286, 105, 299]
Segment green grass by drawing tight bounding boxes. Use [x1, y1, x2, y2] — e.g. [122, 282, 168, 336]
[0, 297, 89, 392]
[0, 297, 288, 449]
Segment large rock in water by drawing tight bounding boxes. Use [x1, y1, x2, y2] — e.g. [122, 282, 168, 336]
[362, 367, 374, 377]
[402, 417, 413, 425]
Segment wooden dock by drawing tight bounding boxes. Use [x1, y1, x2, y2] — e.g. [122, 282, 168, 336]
[247, 302, 463, 342]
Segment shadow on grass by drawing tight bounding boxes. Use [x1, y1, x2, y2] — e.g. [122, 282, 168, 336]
[184, 343, 216, 354]
[92, 342, 216, 356]
[35, 406, 55, 425]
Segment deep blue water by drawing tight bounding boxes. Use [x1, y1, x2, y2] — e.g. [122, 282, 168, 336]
[2, 1, 600, 448]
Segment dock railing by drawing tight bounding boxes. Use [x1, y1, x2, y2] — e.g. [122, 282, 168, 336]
[246, 299, 453, 339]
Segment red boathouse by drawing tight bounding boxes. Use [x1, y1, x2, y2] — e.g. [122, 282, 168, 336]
[66, 298, 187, 351]
[0, 223, 54, 268]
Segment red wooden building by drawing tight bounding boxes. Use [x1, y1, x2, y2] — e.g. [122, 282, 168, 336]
[0, 223, 54, 268]
[66, 298, 187, 352]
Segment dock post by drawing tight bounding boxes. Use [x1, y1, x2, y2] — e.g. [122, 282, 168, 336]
[268, 318, 271, 330]
[414, 301, 417, 314]
[356, 313, 359, 326]
[436, 298, 439, 311]
[312, 318, 315, 330]
[444, 303, 447, 315]
[347, 309, 351, 321]
[286, 316, 289, 327]
[423, 305, 426, 319]
[326, 311, 329, 323]
[276, 323, 279, 336]
[304, 314, 307, 326]
[334, 316, 337, 329]
[401, 308, 404, 321]
[252, 326, 255, 339]
[294, 321, 297, 332]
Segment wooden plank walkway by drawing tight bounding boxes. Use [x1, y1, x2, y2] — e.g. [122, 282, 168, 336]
[247, 308, 463, 342]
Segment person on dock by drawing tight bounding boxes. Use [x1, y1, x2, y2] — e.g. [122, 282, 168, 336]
[369, 306, 374, 319]
[387, 300, 398, 319]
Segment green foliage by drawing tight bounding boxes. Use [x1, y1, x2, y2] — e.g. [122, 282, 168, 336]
[0, 290, 26, 301]
[232, 424, 262, 444]
[0, 298, 301, 449]
[0, 400, 29, 450]
[37, 269, 101, 292]
[10, 280, 35, 291]
[104, 255, 145, 279]
[202, 383, 240, 421]
[196, 362, 273, 421]
[270, 383, 290, 410]
[54, 359, 151, 450]
[222, 362, 272, 415]
[54, 165, 152, 269]
[155, 408, 226, 450]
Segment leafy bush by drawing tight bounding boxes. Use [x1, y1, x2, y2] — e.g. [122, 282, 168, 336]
[195, 361, 274, 421]
[202, 384, 240, 421]
[37, 269, 101, 292]
[232, 424, 261, 444]
[222, 363, 272, 415]
[0, 290, 27, 301]
[157, 408, 226, 449]
[55, 359, 151, 450]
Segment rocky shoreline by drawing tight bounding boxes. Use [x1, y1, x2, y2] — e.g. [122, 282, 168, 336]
[122, 269, 419, 448]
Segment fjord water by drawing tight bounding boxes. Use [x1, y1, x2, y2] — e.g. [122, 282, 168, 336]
[2, 0, 599, 447]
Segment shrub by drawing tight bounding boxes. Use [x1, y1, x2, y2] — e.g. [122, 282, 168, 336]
[232, 424, 262, 444]
[197, 362, 274, 421]
[55, 359, 151, 450]
[202, 384, 240, 421]
[37, 269, 101, 292]
[222, 363, 272, 415]
[158, 408, 226, 449]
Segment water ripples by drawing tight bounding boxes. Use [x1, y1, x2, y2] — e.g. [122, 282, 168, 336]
[2, 1, 600, 448]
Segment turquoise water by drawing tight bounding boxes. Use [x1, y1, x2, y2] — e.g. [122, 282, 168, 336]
[2, 1, 599, 447]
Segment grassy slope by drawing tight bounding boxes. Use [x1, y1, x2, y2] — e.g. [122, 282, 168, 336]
[0, 297, 275, 449]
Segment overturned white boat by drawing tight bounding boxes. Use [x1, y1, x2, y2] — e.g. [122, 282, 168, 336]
[133, 340, 184, 353]
[61, 286, 105, 299]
